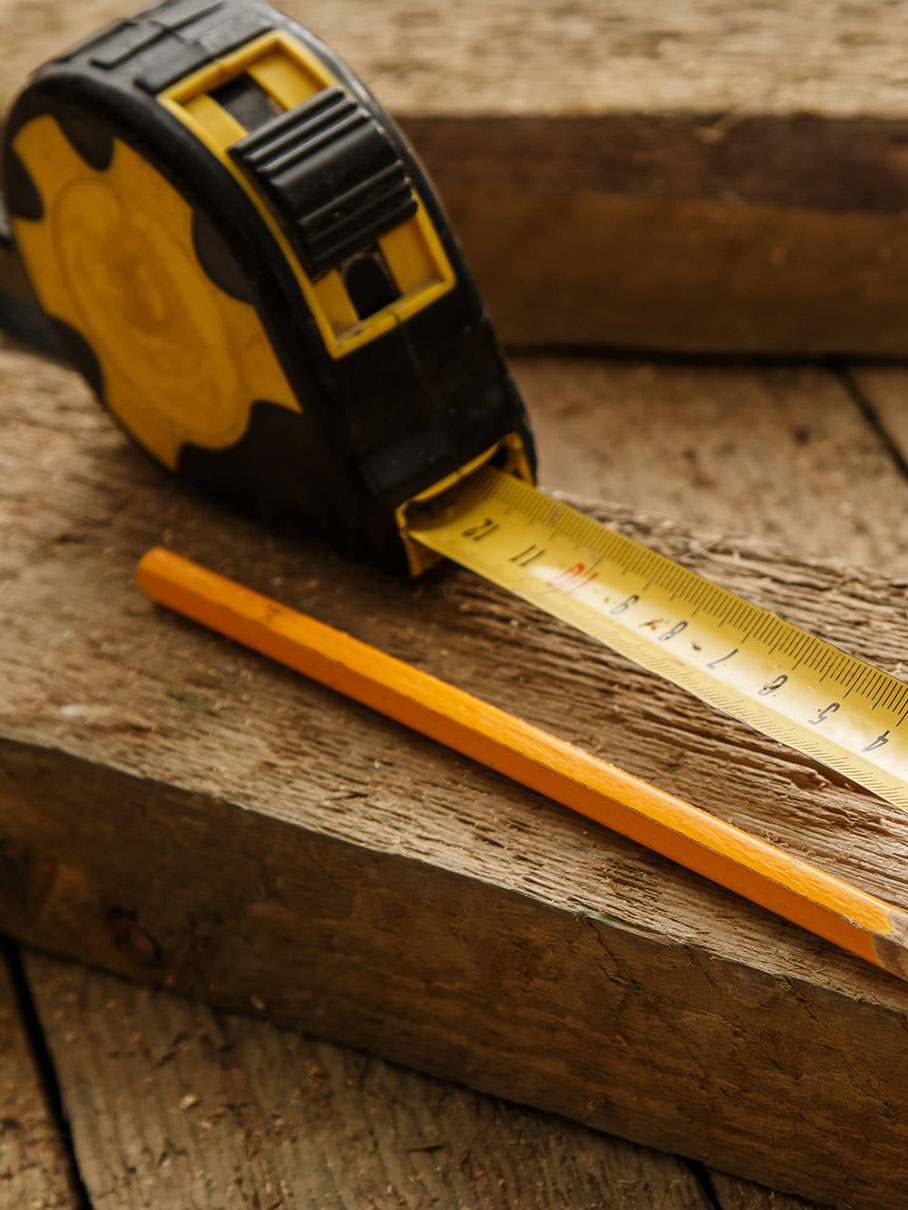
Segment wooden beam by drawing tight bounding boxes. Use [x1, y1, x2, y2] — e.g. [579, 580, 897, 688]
[4, 2, 908, 353]
[0, 347, 907, 1207]
[27, 952, 728, 1210]
[0, 950, 77, 1210]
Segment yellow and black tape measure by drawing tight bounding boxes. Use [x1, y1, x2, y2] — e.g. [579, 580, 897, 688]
[0, 0, 534, 574]
[1, 0, 907, 814]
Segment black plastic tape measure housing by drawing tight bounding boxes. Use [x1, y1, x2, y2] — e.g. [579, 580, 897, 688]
[3, 0, 535, 574]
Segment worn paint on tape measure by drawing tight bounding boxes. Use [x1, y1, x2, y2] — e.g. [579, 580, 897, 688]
[408, 467, 908, 811]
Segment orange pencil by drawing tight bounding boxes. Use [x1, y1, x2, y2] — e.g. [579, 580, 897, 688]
[137, 546, 908, 982]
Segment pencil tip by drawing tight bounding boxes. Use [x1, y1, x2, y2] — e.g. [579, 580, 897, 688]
[874, 911, 908, 982]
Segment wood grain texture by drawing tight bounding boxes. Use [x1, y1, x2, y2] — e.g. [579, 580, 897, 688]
[708, 1172, 816, 1210]
[17, 349, 838, 1210]
[4, 1, 908, 351]
[0, 952, 76, 1210]
[23, 957, 818, 1210]
[518, 356, 908, 574]
[847, 363, 908, 469]
[0, 344, 905, 1208]
[27, 952, 724, 1210]
[4, 0, 908, 120]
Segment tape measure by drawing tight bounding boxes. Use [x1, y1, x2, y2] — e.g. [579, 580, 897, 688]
[0, 0, 535, 574]
[1, 0, 907, 814]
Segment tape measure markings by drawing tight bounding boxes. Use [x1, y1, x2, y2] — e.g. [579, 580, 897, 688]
[408, 468, 908, 812]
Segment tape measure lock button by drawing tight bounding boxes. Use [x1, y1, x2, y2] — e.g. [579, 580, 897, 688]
[228, 85, 418, 279]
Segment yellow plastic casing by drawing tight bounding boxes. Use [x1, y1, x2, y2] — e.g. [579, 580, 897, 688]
[11, 114, 299, 470]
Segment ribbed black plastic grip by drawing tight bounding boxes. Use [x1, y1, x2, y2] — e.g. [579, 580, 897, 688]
[230, 86, 417, 276]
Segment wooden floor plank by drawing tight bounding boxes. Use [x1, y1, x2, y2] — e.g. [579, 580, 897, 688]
[518, 356, 908, 573]
[0, 346, 905, 1206]
[5, 1, 908, 353]
[27, 952, 721, 1210]
[0, 949, 77, 1210]
[26, 953, 816, 1210]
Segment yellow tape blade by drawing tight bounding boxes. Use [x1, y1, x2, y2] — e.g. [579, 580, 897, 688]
[408, 467, 908, 812]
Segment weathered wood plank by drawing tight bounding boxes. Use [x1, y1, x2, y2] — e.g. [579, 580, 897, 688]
[517, 356, 908, 573]
[11, 346, 836, 1210]
[508, 357, 849, 1210]
[0, 347, 906, 1208]
[14, 349, 844, 1210]
[5, 1, 908, 353]
[0, 949, 77, 1210]
[27, 952, 721, 1210]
